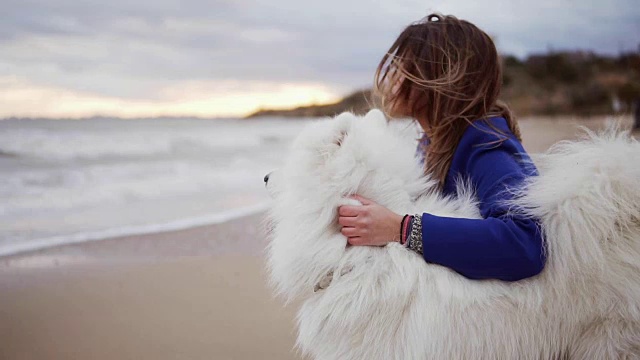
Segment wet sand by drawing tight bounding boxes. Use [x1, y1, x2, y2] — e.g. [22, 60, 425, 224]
[0, 115, 635, 360]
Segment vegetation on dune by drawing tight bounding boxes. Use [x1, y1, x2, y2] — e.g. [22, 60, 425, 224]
[246, 51, 640, 119]
[245, 90, 375, 119]
[502, 51, 640, 116]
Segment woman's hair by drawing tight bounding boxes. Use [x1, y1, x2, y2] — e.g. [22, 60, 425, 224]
[374, 13, 522, 189]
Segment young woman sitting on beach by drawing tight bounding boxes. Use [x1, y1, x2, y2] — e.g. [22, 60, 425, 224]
[337, 13, 546, 281]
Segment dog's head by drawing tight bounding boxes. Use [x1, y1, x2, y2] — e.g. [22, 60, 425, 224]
[264, 109, 430, 209]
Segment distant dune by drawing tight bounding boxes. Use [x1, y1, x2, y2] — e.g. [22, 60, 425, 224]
[245, 90, 375, 119]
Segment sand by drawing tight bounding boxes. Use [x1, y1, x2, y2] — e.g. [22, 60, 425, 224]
[0, 256, 300, 360]
[0, 215, 300, 360]
[0, 116, 636, 360]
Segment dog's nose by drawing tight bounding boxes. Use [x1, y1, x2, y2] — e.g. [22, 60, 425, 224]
[264, 172, 271, 184]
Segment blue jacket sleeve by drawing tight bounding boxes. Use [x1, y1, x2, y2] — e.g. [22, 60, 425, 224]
[420, 130, 546, 281]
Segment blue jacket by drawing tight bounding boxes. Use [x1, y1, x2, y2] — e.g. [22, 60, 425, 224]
[418, 117, 546, 281]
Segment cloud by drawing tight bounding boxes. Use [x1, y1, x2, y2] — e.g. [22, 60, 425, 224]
[1, 0, 638, 117]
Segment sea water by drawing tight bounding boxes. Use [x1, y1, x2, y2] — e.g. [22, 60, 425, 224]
[0, 117, 310, 256]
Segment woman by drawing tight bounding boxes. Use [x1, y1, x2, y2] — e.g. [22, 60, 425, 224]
[338, 13, 546, 281]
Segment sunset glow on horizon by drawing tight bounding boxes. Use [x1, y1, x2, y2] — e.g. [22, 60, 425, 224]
[0, 76, 345, 119]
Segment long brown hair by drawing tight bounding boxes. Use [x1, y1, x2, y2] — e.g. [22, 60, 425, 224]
[374, 13, 522, 189]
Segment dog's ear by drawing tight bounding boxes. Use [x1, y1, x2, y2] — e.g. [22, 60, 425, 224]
[317, 113, 353, 162]
[364, 109, 388, 128]
[332, 112, 353, 147]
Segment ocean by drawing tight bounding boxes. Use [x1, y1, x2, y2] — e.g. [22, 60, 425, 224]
[0, 117, 311, 256]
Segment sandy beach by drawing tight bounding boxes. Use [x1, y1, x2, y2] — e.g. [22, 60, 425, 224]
[0, 116, 636, 360]
[0, 214, 300, 360]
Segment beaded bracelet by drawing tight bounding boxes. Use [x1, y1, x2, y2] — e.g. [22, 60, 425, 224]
[400, 215, 413, 246]
[399, 214, 410, 245]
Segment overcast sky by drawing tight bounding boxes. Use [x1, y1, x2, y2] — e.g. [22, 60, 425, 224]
[1, 0, 638, 118]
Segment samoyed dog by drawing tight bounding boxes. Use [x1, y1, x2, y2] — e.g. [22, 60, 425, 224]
[265, 109, 640, 360]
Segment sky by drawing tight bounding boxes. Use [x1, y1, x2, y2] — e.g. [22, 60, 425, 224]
[1, 0, 638, 118]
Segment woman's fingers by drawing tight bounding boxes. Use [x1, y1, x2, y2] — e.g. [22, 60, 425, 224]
[338, 205, 361, 217]
[338, 215, 358, 227]
[340, 226, 359, 237]
[338, 195, 376, 246]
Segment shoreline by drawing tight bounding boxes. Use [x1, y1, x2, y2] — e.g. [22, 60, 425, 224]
[1, 211, 270, 268]
[0, 202, 270, 259]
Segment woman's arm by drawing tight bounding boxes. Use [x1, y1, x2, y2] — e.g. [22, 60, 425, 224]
[420, 213, 544, 281]
[339, 191, 545, 282]
[420, 131, 546, 281]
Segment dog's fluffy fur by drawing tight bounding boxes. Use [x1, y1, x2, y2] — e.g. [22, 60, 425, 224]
[265, 110, 640, 360]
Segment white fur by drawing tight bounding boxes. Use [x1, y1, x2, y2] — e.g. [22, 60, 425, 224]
[265, 110, 640, 360]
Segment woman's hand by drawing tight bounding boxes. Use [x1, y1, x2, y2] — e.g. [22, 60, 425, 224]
[338, 195, 404, 246]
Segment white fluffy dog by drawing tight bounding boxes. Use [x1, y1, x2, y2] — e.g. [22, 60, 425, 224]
[265, 109, 640, 360]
